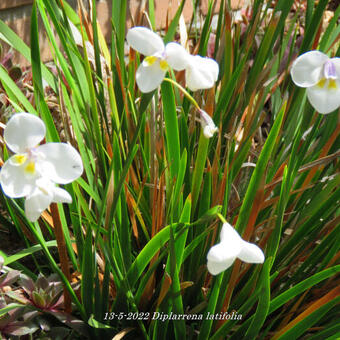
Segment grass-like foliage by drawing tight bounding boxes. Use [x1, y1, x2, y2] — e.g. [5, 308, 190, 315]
[0, 0, 339, 339]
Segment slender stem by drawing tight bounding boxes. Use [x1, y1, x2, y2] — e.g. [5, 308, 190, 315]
[217, 213, 227, 224]
[50, 203, 72, 313]
[163, 77, 200, 109]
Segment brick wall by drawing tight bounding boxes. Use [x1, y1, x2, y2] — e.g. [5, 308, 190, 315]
[0, 0, 244, 66]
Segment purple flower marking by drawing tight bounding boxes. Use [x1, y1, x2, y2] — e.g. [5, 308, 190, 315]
[323, 60, 337, 79]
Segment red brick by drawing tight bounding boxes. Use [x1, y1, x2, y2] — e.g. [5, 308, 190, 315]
[200, 0, 245, 15]
[128, 0, 193, 30]
[0, 5, 57, 67]
[0, 0, 32, 10]
[1, 0, 245, 65]
[96, 1, 112, 42]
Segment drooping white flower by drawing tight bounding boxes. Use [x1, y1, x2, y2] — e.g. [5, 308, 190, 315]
[199, 109, 218, 138]
[127, 27, 189, 93]
[207, 222, 265, 275]
[290, 50, 340, 114]
[0, 113, 83, 221]
[126, 26, 219, 93]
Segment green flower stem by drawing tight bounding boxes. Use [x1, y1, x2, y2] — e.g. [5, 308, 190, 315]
[164, 77, 200, 110]
[217, 213, 227, 224]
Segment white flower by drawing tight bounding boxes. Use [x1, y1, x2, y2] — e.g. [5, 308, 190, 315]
[290, 50, 340, 114]
[126, 26, 219, 93]
[186, 55, 219, 91]
[207, 222, 265, 275]
[24, 177, 72, 222]
[199, 109, 218, 138]
[127, 27, 189, 93]
[0, 113, 83, 221]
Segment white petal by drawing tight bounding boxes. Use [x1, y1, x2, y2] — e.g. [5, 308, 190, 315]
[165, 42, 189, 71]
[206, 58, 219, 81]
[4, 113, 46, 154]
[135, 62, 166, 93]
[52, 187, 72, 204]
[207, 243, 237, 275]
[36, 143, 83, 184]
[207, 257, 236, 275]
[127, 27, 164, 56]
[330, 57, 340, 78]
[203, 126, 216, 138]
[25, 187, 53, 222]
[186, 55, 219, 91]
[35, 177, 71, 203]
[0, 158, 37, 198]
[238, 240, 265, 264]
[323, 59, 337, 79]
[206, 223, 243, 275]
[25, 206, 43, 222]
[200, 110, 218, 138]
[290, 51, 328, 87]
[306, 81, 340, 114]
[219, 222, 242, 243]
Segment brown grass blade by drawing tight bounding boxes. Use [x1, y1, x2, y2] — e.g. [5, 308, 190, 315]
[273, 285, 340, 339]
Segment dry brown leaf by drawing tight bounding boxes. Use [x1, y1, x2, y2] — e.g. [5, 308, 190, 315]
[112, 327, 135, 340]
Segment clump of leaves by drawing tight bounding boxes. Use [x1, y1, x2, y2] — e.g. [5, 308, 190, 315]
[0, 257, 38, 338]
[0, 258, 88, 339]
[11, 274, 64, 312]
[0, 297, 38, 339]
[0, 256, 20, 290]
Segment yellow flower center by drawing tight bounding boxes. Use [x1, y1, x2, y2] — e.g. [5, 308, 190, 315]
[24, 161, 36, 175]
[328, 79, 337, 90]
[144, 56, 168, 71]
[145, 56, 157, 66]
[317, 78, 326, 88]
[317, 78, 338, 90]
[159, 60, 168, 71]
[13, 154, 28, 165]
